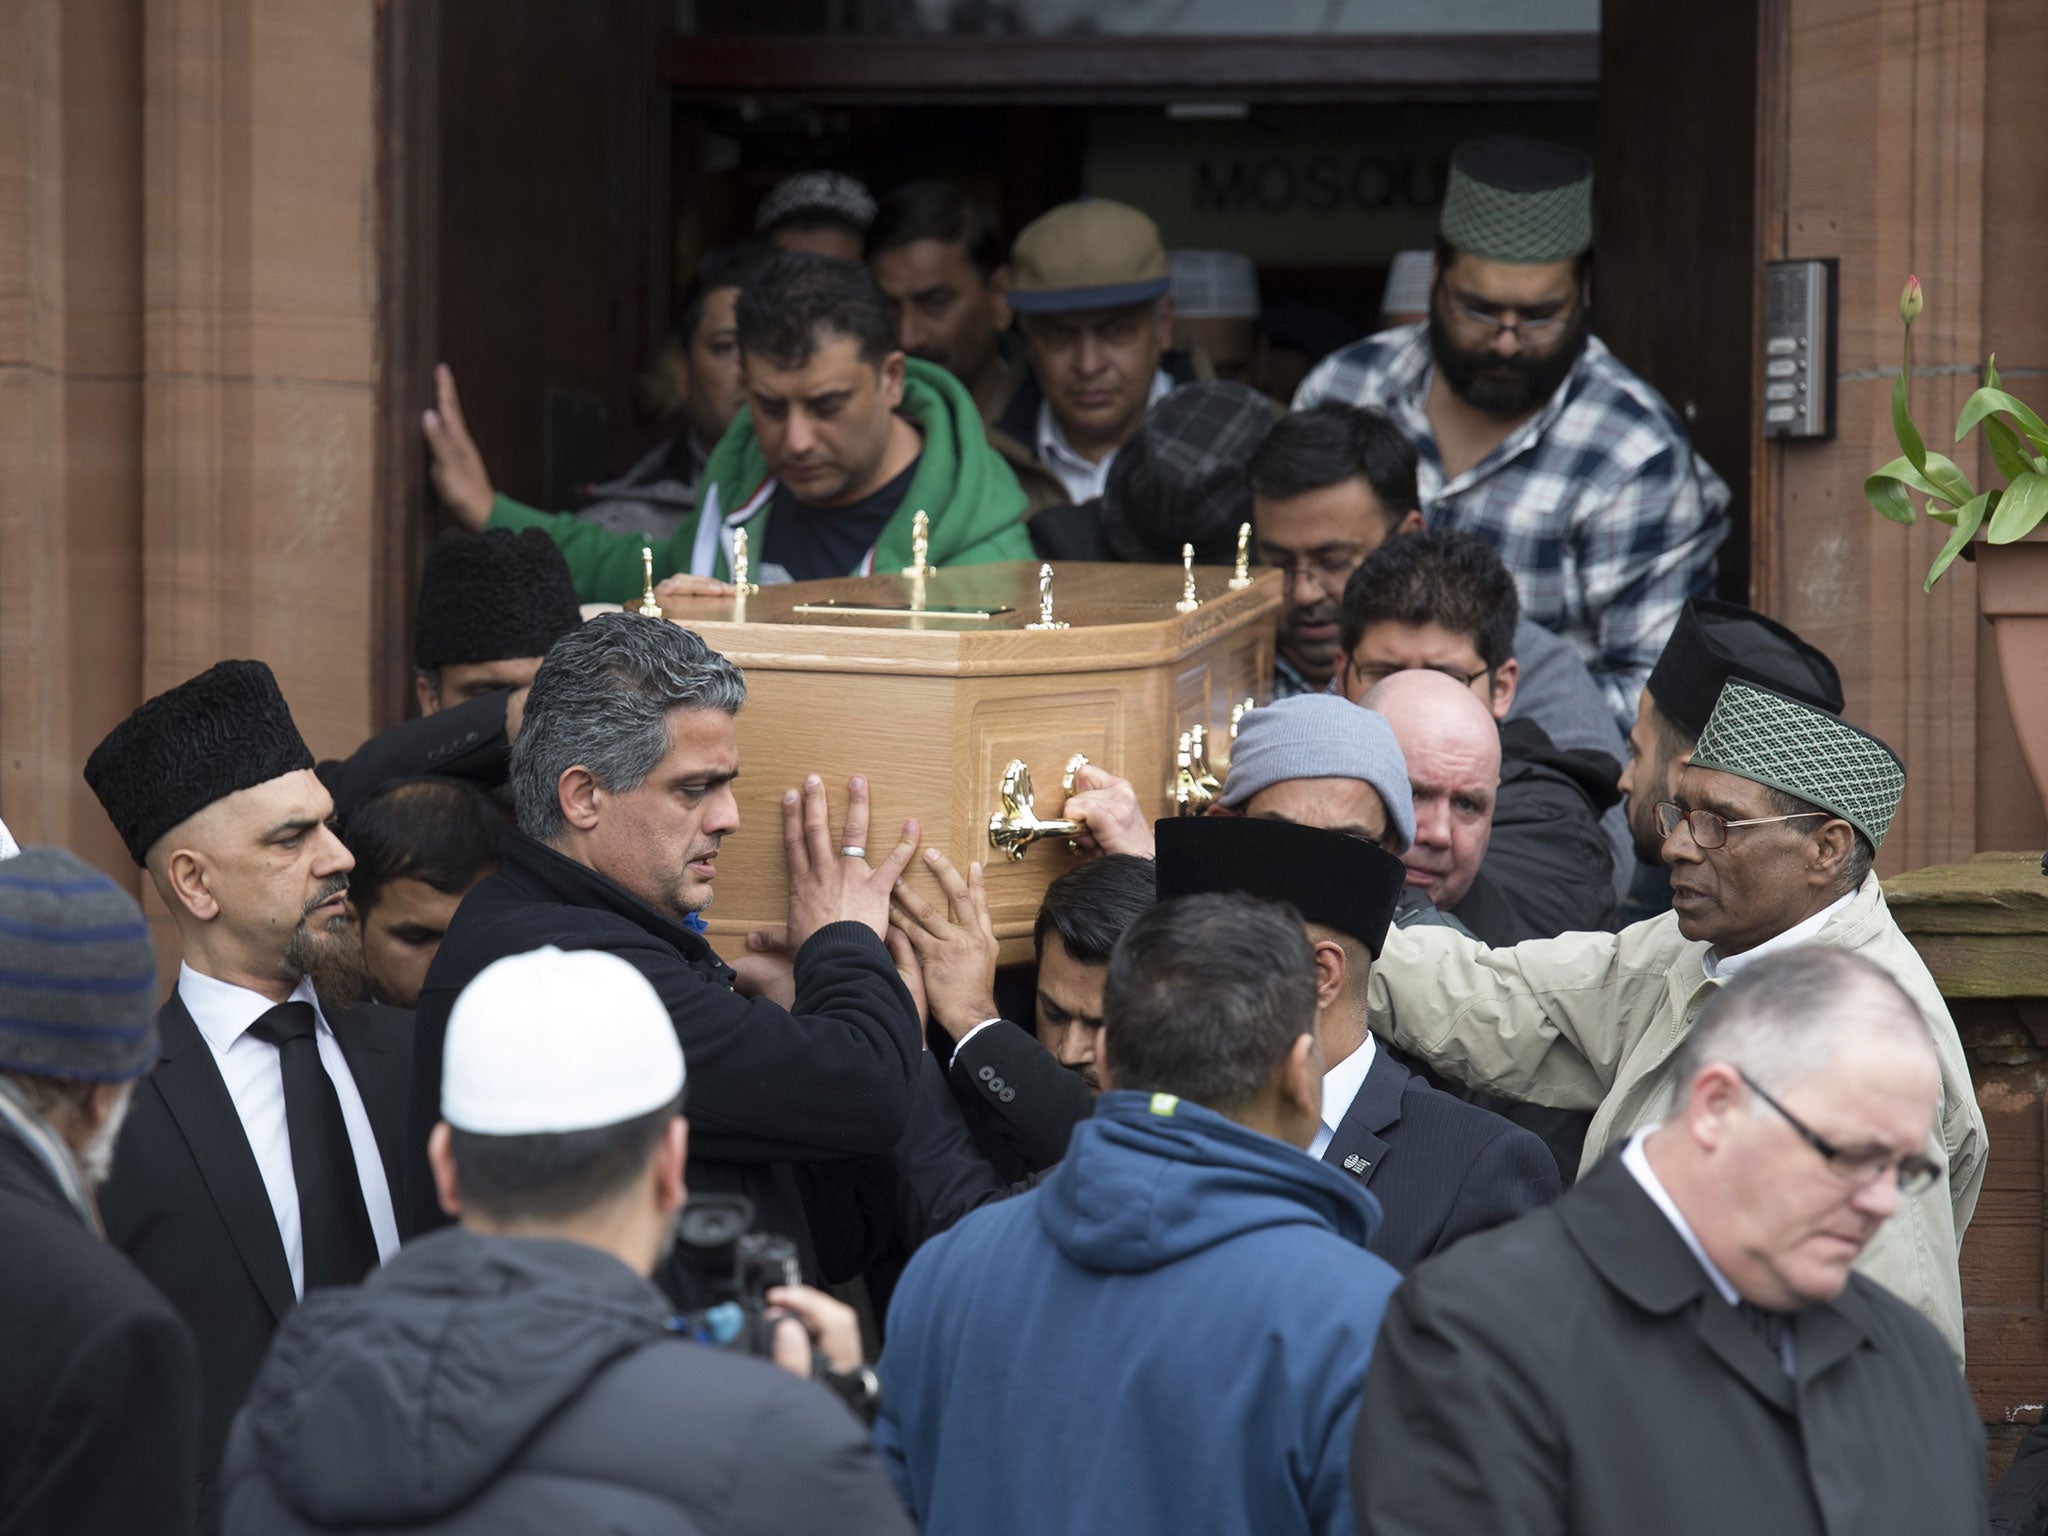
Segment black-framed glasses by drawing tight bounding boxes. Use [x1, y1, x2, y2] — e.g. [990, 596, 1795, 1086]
[1347, 659, 1493, 691]
[1736, 1069, 1941, 1196]
[1653, 802, 1828, 850]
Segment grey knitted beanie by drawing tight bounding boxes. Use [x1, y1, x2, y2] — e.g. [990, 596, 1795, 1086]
[0, 847, 159, 1081]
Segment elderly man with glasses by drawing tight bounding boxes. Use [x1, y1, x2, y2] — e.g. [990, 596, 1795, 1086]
[1294, 135, 1729, 737]
[1362, 678, 1986, 1362]
[1352, 945, 1987, 1536]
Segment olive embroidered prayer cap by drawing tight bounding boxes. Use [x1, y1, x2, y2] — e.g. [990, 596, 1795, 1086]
[1438, 137, 1594, 265]
[1690, 680, 1906, 850]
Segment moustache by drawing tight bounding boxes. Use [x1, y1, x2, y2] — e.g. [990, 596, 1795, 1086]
[301, 876, 350, 920]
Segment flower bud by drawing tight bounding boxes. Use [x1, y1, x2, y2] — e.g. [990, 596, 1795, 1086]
[1900, 275, 1924, 326]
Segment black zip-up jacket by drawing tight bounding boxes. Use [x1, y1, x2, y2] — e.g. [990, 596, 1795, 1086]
[411, 830, 925, 1288]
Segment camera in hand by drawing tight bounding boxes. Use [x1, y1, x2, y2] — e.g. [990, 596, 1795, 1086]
[672, 1193, 802, 1357]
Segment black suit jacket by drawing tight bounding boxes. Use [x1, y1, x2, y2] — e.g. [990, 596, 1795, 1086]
[1322, 1050, 1559, 1272]
[100, 991, 411, 1510]
[1352, 1152, 1987, 1535]
[945, 1018, 1095, 1179]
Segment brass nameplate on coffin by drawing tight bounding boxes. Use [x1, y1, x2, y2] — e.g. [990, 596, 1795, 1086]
[788, 599, 1017, 620]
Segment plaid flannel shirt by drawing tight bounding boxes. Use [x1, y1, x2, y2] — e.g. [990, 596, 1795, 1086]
[1293, 324, 1729, 731]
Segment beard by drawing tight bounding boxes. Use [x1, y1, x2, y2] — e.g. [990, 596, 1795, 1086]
[78, 1083, 134, 1187]
[1428, 303, 1589, 418]
[284, 876, 370, 1006]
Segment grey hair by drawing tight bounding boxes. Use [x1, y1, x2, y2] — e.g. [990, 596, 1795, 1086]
[1671, 947, 1931, 1102]
[510, 614, 746, 843]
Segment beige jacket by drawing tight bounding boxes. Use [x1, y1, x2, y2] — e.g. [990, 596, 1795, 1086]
[1365, 874, 1987, 1362]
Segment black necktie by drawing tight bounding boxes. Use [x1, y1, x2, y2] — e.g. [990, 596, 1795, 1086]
[1735, 1300, 1789, 1366]
[249, 1002, 379, 1291]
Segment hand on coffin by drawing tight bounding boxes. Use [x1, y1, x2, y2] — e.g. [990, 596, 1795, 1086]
[730, 924, 798, 1009]
[888, 850, 1002, 1045]
[884, 927, 930, 1029]
[1062, 764, 1155, 860]
[784, 773, 920, 948]
[421, 363, 497, 533]
[654, 573, 736, 614]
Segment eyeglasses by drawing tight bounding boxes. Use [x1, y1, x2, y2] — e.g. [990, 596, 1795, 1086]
[1442, 296, 1574, 342]
[1736, 1069, 1942, 1196]
[1264, 548, 1366, 591]
[1653, 802, 1829, 850]
[1347, 659, 1493, 691]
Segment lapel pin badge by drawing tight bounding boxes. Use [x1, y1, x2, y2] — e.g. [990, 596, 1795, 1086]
[1343, 1153, 1372, 1176]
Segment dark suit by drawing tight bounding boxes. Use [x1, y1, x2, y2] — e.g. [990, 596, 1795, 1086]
[946, 1018, 1094, 1179]
[1352, 1152, 1987, 1535]
[100, 991, 411, 1516]
[1323, 1050, 1559, 1272]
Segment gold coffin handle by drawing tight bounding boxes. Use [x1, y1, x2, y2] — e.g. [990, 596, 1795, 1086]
[988, 754, 1091, 862]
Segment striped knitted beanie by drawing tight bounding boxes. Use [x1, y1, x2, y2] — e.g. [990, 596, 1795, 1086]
[0, 847, 159, 1081]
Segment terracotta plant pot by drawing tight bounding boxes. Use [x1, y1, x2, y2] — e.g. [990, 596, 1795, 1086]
[1973, 535, 2048, 819]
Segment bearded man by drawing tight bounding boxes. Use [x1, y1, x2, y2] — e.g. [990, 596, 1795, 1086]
[1294, 135, 1729, 735]
[85, 660, 411, 1522]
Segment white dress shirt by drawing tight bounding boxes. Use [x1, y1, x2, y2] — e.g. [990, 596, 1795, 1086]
[1622, 1127, 1795, 1373]
[1701, 888, 1855, 982]
[1307, 1033, 1377, 1162]
[1034, 368, 1175, 505]
[179, 964, 400, 1296]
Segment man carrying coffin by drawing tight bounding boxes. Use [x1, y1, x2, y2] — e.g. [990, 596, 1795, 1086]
[1366, 678, 1985, 1360]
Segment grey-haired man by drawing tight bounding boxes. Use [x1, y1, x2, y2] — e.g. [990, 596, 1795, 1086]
[412, 614, 936, 1290]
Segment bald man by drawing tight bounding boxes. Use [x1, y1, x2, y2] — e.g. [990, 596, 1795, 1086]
[1364, 672, 1500, 925]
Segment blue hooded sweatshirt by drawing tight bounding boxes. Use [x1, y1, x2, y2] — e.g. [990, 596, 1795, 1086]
[875, 1090, 1402, 1536]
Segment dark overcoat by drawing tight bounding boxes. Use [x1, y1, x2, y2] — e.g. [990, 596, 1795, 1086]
[0, 1126, 201, 1536]
[1351, 1152, 1987, 1535]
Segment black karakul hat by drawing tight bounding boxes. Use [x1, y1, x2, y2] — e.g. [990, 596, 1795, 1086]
[414, 529, 582, 671]
[84, 660, 314, 865]
[1153, 815, 1409, 959]
[1645, 597, 1845, 741]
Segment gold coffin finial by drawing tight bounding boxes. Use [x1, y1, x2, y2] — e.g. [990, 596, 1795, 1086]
[637, 546, 664, 617]
[901, 510, 933, 579]
[731, 527, 759, 596]
[1228, 522, 1252, 589]
[1025, 562, 1070, 630]
[1230, 697, 1256, 740]
[987, 756, 1088, 861]
[1173, 730, 1215, 816]
[1175, 544, 1200, 614]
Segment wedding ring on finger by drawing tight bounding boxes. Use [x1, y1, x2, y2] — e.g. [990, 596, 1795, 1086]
[839, 846, 867, 860]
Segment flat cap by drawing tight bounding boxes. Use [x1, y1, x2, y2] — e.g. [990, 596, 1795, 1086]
[1009, 199, 1170, 316]
[1691, 681, 1906, 850]
[414, 528, 583, 671]
[1645, 598, 1844, 742]
[1103, 381, 1273, 565]
[1154, 815, 1409, 959]
[1439, 136, 1594, 265]
[85, 660, 314, 865]
[1220, 695, 1416, 851]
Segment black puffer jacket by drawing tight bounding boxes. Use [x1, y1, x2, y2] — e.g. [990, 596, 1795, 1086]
[216, 1229, 913, 1536]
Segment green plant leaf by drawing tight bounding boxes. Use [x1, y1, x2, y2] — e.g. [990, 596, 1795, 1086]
[1914, 450, 1977, 508]
[1988, 471, 2048, 543]
[1865, 468, 1917, 524]
[1893, 369, 1927, 472]
[1985, 353, 2001, 390]
[1925, 489, 1995, 590]
[1983, 415, 2036, 484]
[1957, 387, 2048, 454]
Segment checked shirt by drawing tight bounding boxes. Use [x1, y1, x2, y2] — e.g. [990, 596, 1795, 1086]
[1294, 324, 1729, 732]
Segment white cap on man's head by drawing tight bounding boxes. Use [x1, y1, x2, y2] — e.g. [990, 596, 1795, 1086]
[442, 947, 684, 1135]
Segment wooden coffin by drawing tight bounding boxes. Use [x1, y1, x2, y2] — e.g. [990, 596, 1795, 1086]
[653, 560, 1282, 963]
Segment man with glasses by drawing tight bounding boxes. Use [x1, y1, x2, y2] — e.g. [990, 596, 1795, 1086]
[1362, 678, 1986, 1360]
[1294, 136, 1729, 736]
[1352, 946, 1987, 1535]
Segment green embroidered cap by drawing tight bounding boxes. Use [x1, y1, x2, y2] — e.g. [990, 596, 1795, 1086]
[1439, 137, 1594, 265]
[1691, 680, 1907, 850]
